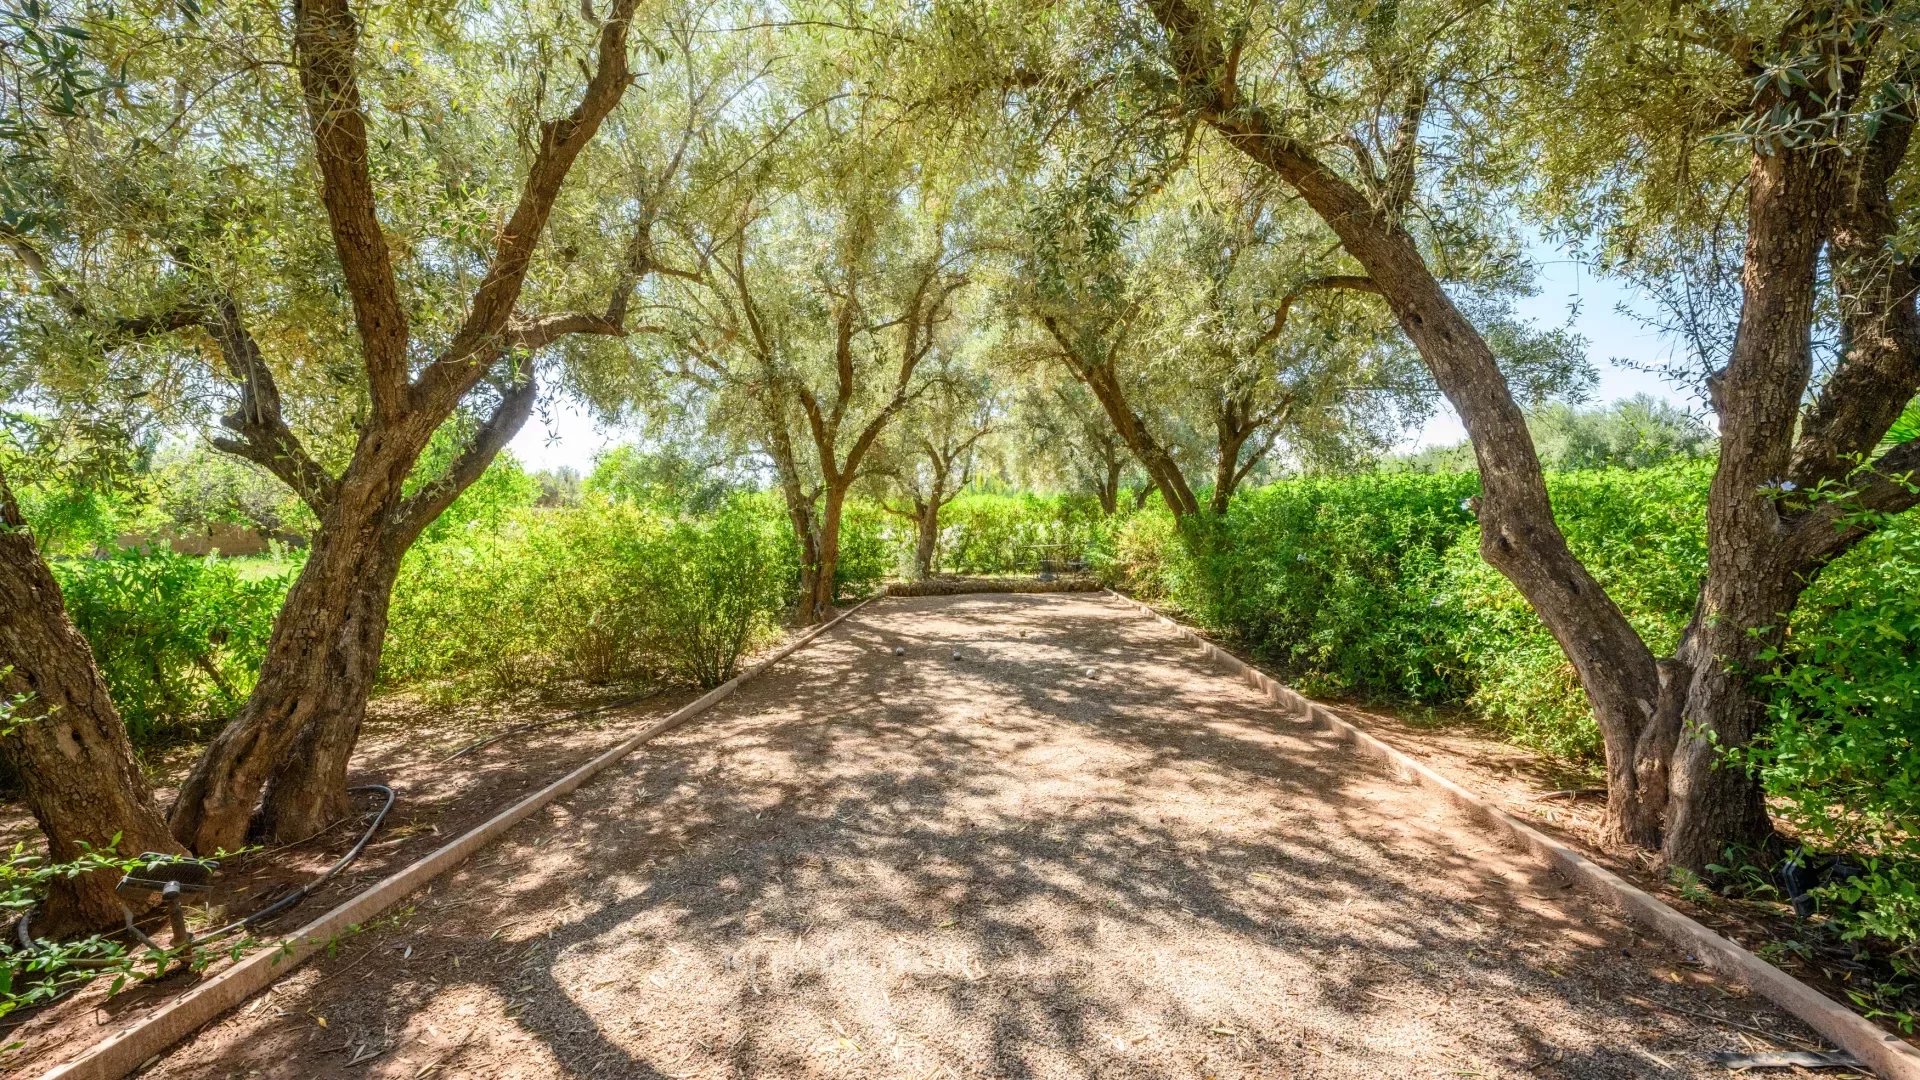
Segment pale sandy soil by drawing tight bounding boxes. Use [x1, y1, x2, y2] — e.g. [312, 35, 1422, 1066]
[126, 592, 1842, 1079]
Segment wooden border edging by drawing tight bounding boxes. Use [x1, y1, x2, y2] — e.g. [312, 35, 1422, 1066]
[1106, 589, 1920, 1080]
[41, 597, 879, 1080]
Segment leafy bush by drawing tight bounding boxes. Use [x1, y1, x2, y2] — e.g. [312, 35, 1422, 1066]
[640, 499, 790, 686]
[1745, 511, 1920, 963]
[1100, 463, 1715, 761]
[1180, 473, 1481, 702]
[938, 491, 1104, 574]
[832, 498, 893, 598]
[384, 493, 791, 695]
[52, 548, 294, 747]
[1445, 463, 1711, 760]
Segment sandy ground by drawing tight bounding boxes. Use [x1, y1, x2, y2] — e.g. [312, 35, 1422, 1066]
[132, 592, 1838, 1079]
[2, 688, 700, 1076]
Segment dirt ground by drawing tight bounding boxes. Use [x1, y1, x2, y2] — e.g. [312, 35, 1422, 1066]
[105, 592, 1852, 1080]
[2, 685, 705, 1077]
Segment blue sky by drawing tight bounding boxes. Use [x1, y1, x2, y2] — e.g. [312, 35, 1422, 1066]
[1414, 239, 1702, 448]
[507, 239, 1705, 475]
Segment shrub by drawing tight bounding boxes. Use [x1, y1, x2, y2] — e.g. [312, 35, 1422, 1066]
[1745, 511, 1920, 962]
[383, 493, 791, 695]
[1445, 463, 1711, 760]
[52, 548, 294, 748]
[832, 498, 892, 598]
[637, 497, 790, 686]
[1097, 463, 1715, 761]
[1187, 473, 1481, 702]
[939, 491, 1104, 574]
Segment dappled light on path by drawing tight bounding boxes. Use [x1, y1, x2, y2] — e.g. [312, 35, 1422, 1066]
[145, 593, 1811, 1079]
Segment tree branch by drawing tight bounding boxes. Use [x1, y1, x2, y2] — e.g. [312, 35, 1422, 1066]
[203, 297, 339, 513]
[409, 0, 645, 417]
[1254, 275, 1381, 351]
[390, 367, 539, 544]
[291, 0, 411, 420]
[1, 228, 207, 346]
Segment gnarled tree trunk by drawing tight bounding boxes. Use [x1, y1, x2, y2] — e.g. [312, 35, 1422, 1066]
[255, 541, 405, 840]
[0, 473, 185, 933]
[167, 467, 411, 853]
[911, 499, 940, 579]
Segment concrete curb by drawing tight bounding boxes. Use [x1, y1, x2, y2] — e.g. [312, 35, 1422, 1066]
[1106, 589, 1920, 1080]
[40, 597, 879, 1080]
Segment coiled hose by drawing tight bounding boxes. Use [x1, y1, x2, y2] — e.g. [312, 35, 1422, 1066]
[13, 784, 395, 960]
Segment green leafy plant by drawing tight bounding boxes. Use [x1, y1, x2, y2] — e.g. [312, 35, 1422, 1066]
[51, 548, 295, 748]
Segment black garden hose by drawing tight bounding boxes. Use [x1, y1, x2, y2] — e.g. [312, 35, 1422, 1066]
[12, 783, 395, 958]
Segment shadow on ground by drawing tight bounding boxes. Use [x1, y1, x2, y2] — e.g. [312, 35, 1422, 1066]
[137, 593, 1822, 1080]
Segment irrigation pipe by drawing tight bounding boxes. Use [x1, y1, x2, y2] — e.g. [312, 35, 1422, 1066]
[38, 596, 878, 1080]
[1106, 588, 1920, 1080]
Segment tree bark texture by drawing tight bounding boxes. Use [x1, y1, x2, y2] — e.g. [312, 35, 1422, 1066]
[0, 474, 185, 933]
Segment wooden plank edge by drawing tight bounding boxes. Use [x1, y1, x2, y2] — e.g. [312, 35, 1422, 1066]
[1103, 589, 1920, 1080]
[40, 596, 881, 1080]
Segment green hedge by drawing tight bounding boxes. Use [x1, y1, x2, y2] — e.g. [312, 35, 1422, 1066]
[1095, 463, 1717, 761]
[937, 491, 1105, 574]
[1097, 462, 1920, 957]
[383, 492, 794, 696]
[52, 549, 293, 747]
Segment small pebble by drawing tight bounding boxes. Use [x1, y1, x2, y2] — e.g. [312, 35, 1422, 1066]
[951, 649, 963, 661]
[892, 646, 905, 657]
[1084, 668, 1098, 679]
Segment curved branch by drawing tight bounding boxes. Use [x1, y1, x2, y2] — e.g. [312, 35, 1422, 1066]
[414, 0, 646, 416]
[390, 368, 539, 544]
[204, 298, 339, 513]
[1254, 275, 1381, 351]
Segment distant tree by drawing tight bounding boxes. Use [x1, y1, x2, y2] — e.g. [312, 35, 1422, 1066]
[634, 96, 972, 621]
[1394, 396, 1713, 473]
[872, 355, 997, 579]
[532, 467, 583, 509]
[151, 445, 314, 539]
[1008, 377, 1152, 514]
[1528, 396, 1714, 471]
[585, 444, 747, 514]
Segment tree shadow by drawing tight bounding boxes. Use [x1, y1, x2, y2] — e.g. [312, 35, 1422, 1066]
[144, 592, 1824, 1080]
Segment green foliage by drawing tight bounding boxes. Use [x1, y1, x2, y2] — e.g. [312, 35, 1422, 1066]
[51, 548, 294, 747]
[1746, 512, 1920, 964]
[150, 445, 313, 537]
[937, 491, 1104, 575]
[831, 499, 892, 599]
[1102, 462, 1714, 761]
[384, 489, 791, 696]
[1447, 463, 1712, 759]
[648, 499, 791, 687]
[584, 444, 745, 514]
[1391, 396, 1715, 474]
[1175, 473, 1482, 703]
[0, 845, 232, 1020]
[1526, 395, 1714, 470]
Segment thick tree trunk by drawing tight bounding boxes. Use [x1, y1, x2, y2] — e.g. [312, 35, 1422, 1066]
[800, 489, 847, 624]
[0, 475, 184, 934]
[1093, 460, 1121, 515]
[168, 483, 401, 853]
[254, 543, 404, 841]
[1657, 134, 1830, 869]
[912, 501, 939, 580]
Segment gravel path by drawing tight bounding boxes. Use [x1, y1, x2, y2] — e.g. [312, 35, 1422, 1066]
[142, 593, 1825, 1079]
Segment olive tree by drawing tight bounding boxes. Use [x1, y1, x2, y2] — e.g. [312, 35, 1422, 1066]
[1129, 0, 1920, 865]
[2, 0, 701, 854]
